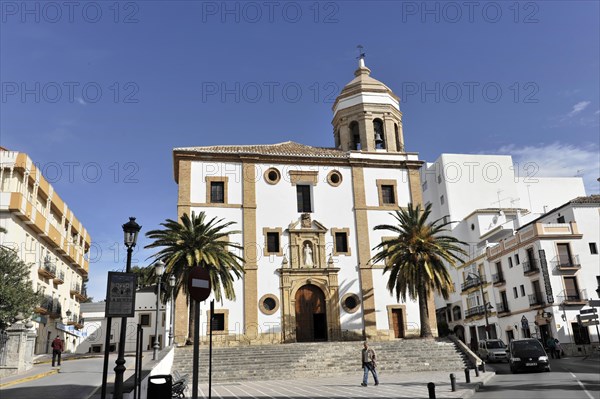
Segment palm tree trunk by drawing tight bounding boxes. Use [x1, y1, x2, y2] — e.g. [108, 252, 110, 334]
[418, 286, 433, 338]
[187, 295, 195, 344]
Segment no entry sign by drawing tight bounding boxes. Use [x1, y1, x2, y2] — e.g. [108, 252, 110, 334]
[188, 266, 211, 302]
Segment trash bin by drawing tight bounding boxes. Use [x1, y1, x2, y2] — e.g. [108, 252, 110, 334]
[147, 374, 172, 399]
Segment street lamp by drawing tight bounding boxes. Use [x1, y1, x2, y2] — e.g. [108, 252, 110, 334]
[114, 217, 141, 399]
[168, 274, 176, 346]
[153, 261, 165, 360]
[465, 271, 494, 339]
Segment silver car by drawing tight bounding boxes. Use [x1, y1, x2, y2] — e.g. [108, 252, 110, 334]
[478, 339, 508, 362]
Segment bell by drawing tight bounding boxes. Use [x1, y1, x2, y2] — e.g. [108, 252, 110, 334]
[374, 132, 383, 145]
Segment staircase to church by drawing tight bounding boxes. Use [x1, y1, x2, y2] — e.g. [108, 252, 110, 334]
[171, 339, 469, 383]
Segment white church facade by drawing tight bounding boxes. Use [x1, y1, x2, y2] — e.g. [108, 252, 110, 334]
[171, 60, 434, 345]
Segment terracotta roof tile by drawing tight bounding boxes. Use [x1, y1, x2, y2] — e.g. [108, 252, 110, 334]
[174, 141, 346, 158]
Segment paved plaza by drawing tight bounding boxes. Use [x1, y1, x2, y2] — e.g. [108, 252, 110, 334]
[191, 371, 491, 399]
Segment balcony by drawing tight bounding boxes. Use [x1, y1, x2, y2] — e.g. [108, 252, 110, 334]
[49, 301, 62, 319]
[461, 277, 487, 293]
[492, 273, 505, 286]
[53, 270, 65, 285]
[557, 289, 588, 305]
[523, 258, 540, 275]
[70, 284, 87, 301]
[35, 295, 54, 315]
[529, 293, 545, 307]
[551, 255, 581, 272]
[37, 261, 56, 279]
[67, 315, 84, 329]
[496, 302, 510, 315]
[465, 305, 487, 318]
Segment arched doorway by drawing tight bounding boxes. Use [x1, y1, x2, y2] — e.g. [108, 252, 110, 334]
[295, 284, 327, 342]
[454, 325, 465, 344]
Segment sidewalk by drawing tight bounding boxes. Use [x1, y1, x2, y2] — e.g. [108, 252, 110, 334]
[187, 369, 495, 399]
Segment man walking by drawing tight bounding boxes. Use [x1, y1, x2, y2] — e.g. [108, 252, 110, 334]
[546, 336, 557, 359]
[51, 335, 63, 367]
[361, 341, 379, 387]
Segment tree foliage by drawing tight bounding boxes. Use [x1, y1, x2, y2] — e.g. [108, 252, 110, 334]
[371, 203, 467, 338]
[0, 247, 41, 329]
[145, 211, 245, 303]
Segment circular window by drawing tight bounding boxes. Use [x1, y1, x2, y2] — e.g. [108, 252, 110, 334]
[327, 170, 343, 187]
[264, 168, 281, 185]
[263, 297, 276, 311]
[341, 293, 360, 313]
[259, 294, 279, 315]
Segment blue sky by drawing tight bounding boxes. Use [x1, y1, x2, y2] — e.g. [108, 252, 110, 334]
[1, 1, 599, 301]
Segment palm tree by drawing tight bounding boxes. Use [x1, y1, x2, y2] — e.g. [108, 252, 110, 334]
[144, 211, 244, 341]
[371, 203, 467, 338]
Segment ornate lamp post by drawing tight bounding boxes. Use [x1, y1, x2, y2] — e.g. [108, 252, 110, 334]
[168, 274, 176, 346]
[152, 261, 165, 360]
[114, 217, 141, 399]
[466, 271, 494, 339]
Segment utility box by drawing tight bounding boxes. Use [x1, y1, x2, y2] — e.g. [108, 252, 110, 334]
[147, 374, 172, 399]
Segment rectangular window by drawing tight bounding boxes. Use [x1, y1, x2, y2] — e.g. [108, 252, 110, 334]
[440, 195, 445, 205]
[140, 314, 151, 327]
[514, 254, 520, 265]
[381, 185, 395, 205]
[210, 182, 225, 203]
[508, 257, 513, 268]
[590, 243, 598, 255]
[296, 185, 312, 212]
[513, 287, 518, 299]
[212, 313, 225, 331]
[557, 215, 565, 223]
[557, 243, 572, 265]
[266, 232, 280, 253]
[564, 277, 580, 299]
[520, 285, 525, 296]
[335, 232, 348, 253]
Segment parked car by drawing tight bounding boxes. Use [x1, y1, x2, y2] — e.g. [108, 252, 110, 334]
[507, 338, 551, 373]
[477, 339, 508, 362]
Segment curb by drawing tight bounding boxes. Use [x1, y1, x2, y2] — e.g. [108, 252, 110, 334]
[34, 354, 103, 365]
[0, 368, 58, 389]
[461, 371, 496, 399]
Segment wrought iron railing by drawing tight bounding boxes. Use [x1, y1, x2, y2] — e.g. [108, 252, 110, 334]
[465, 305, 486, 318]
[496, 302, 510, 313]
[523, 258, 540, 274]
[492, 273, 505, 284]
[551, 255, 581, 270]
[528, 293, 544, 306]
[557, 289, 587, 303]
[461, 277, 487, 292]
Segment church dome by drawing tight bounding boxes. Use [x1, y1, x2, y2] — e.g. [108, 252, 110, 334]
[332, 59, 400, 117]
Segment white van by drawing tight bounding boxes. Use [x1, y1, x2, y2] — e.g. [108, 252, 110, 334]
[478, 339, 508, 362]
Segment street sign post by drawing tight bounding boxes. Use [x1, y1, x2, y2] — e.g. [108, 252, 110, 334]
[577, 308, 600, 342]
[188, 267, 211, 399]
[589, 299, 600, 307]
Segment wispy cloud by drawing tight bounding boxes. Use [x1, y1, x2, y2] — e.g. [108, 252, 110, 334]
[548, 100, 598, 128]
[496, 142, 599, 195]
[567, 101, 590, 117]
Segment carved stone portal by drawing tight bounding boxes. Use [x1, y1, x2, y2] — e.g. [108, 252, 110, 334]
[278, 215, 341, 342]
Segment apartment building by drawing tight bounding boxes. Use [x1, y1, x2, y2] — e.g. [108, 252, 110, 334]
[0, 149, 91, 354]
[421, 153, 589, 351]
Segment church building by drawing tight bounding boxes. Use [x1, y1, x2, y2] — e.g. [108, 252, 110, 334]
[171, 59, 433, 345]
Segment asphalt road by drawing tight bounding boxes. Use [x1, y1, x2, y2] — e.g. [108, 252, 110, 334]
[474, 357, 600, 399]
[0, 355, 129, 399]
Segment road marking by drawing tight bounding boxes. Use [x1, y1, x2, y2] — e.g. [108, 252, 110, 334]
[570, 371, 595, 399]
[0, 369, 58, 388]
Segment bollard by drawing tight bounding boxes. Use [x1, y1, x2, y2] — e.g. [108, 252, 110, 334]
[474, 366, 480, 377]
[427, 382, 436, 399]
[464, 367, 471, 383]
[481, 362, 486, 373]
[450, 373, 456, 392]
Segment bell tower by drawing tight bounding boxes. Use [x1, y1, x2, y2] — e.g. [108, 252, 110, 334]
[332, 56, 405, 153]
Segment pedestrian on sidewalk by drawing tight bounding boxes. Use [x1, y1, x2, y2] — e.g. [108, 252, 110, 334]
[554, 339, 562, 359]
[51, 335, 63, 367]
[361, 341, 379, 387]
[546, 336, 557, 359]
